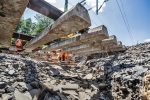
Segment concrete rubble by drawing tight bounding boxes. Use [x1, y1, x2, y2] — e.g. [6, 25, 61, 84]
[24, 3, 91, 50]
[0, 42, 149, 100]
[43, 25, 109, 52]
[67, 35, 117, 54]
[0, 0, 29, 47]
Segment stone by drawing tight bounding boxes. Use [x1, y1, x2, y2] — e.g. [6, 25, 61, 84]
[2, 94, 11, 100]
[0, 89, 5, 94]
[79, 92, 91, 100]
[0, 82, 7, 89]
[14, 90, 32, 100]
[99, 83, 107, 90]
[6, 87, 15, 93]
[26, 84, 33, 91]
[62, 83, 79, 90]
[83, 73, 93, 80]
[62, 90, 78, 95]
[8, 70, 15, 75]
[18, 82, 28, 89]
[57, 92, 68, 100]
[69, 94, 79, 100]
[29, 89, 41, 98]
[24, 92, 32, 100]
[30, 82, 39, 89]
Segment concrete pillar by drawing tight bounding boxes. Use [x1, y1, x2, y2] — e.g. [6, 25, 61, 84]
[24, 3, 91, 50]
[0, 0, 29, 47]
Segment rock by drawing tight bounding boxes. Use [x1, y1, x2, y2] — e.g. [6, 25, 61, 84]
[14, 90, 32, 100]
[0, 89, 5, 94]
[62, 90, 78, 95]
[99, 83, 107, 90]
[0, 66, 6, 71]
[30, 82, 39, 89]
[8, 70, 15, 75]
[83, 73, 93, 80]
[24, 92, 33, 100]
[0, 82, 7, 89]
[26, 84, 33, 91]
[6, 87, 15, 93]
[57, 92, 68, 100]
[29, 89, 41, 98]
[62, 83, 79, 90]
[2, 94, 11, 100]
[18, 82, 28, 89]
[69, 94, 79, 100]
[91, 84, 98, 90]
[79, 92, 91, 100]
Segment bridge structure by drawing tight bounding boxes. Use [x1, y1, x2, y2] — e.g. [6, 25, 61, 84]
[0, 0, 126, 57]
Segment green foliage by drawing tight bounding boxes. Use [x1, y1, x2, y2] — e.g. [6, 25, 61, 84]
[15, 14, 54, 36]
[11, 38, 15, 43]
[39, 45, 46, 49]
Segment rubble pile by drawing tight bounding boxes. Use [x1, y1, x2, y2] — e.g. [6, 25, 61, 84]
[0, 53, 104, 100]
[0, 42, 150, 100]
[87, 42, 150, 99]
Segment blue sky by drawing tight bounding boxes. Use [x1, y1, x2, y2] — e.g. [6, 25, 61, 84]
[24, 0, 150, 46]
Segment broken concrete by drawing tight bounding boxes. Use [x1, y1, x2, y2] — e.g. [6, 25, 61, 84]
[43, 25, 108, 52]
[75, 41, 125, 56]
[24, 3, 91, 50]
[0, 0, 29, 47]
[67, 35, 117, 54]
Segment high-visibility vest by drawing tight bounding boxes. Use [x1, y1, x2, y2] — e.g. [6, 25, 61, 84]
[15, 39, 22, 47]
[64, 53, 69, 57]
[59, 53, 63, 58]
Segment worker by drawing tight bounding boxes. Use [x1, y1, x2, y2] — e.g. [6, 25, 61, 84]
[15, 39, 22, 47]
[15, 39, 23, 54]
[64, 53, 69, 61]
[59, 52, 63, 61]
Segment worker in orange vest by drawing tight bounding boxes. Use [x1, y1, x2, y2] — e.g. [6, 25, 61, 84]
[59, 52, 63, 61]
[15, 39, 23, 54]
[64, 53, 69, 61]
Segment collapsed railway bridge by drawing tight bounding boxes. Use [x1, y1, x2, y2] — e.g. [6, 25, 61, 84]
[0, 0, 149, 100]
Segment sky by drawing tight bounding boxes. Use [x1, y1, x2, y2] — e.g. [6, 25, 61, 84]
[24, 0, 150, 46]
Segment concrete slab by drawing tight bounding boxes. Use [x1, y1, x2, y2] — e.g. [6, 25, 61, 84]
[24, 3, 91, 50]
[66, 35, 117, 54]
[62, 42, 94, 53]
[43, 25, 109, 52]
[77, 41, 126, 56]
[0, 0, 29, 47]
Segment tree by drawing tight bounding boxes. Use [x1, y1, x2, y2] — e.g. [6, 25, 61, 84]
[15, 14, 54, 36]
[30, 14, 54, 35]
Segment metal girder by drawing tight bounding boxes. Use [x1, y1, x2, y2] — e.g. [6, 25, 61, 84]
[12, 32, 34, 41]
[27, 0, 63, 20]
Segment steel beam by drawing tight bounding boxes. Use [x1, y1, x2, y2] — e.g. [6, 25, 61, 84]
[28, 0, 63, 20]
[13, 32, 34, 41]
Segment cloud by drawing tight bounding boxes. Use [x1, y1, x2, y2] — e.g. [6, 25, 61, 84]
[86, 0, 106, 12]
[59, 7, 64, 12]
[44, 0, 56, 4]
[144, 39, 150, 43]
